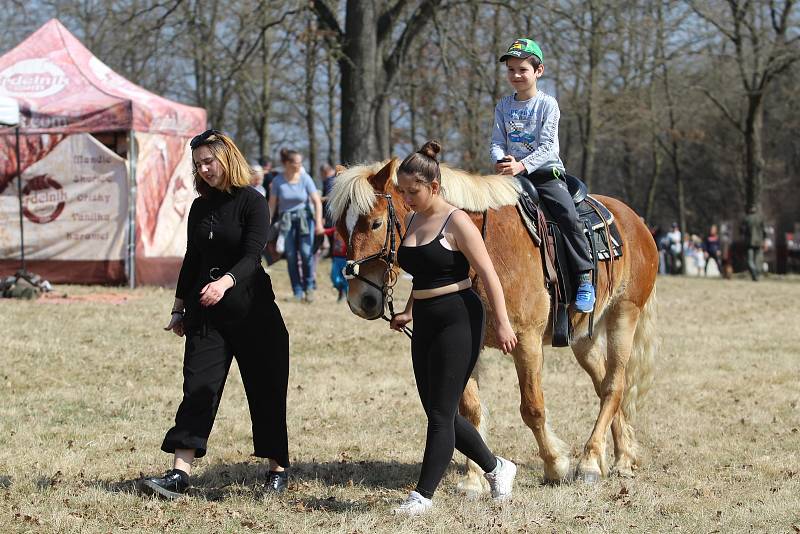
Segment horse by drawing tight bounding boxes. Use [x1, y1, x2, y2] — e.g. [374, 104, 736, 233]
[328, 158, 658, 493]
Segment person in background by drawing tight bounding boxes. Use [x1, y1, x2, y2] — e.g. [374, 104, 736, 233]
[742, 207, 766, 281]
[141, 130, 290, 499]
[703, 224, 721, 276]
[269, 148, 325, 302]
[320, 162, 337, 257]
[720, 223, 733, 279]
[666, 222, 682, 274]
[324, 226, 348, 302]
[260, 157, 277, 203]
[689, 234, 705, 275]
[250, 164, 266, 197]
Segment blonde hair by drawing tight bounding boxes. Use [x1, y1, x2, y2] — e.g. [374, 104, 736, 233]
[191, 131, 252, 195]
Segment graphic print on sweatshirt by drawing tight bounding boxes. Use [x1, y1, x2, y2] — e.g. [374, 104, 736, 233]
[507, 108, 539, 154]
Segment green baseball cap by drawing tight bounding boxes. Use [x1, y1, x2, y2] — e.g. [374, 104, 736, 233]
[499, 38, 543, 64]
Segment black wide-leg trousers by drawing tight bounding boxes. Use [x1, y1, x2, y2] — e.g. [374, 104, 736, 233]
[161, 299, 290, 467]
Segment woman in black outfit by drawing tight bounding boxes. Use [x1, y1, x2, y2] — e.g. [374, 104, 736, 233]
[389, 141, 518, 515]
[141, 130, 290, 499]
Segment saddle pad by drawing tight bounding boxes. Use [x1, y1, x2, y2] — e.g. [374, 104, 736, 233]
[516, 199, 542, 247]
[516, 194, 621, 261]
[578, 195, 623, 261]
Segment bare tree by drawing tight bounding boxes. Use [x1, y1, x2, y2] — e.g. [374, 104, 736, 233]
[689, 0, 800, 212]
[312, 0, 444, 164]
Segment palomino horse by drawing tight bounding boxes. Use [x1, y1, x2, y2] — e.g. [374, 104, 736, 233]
[329, 158, 658, 492]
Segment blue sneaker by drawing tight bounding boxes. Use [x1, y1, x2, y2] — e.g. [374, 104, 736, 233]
[574, 282, 595, 312]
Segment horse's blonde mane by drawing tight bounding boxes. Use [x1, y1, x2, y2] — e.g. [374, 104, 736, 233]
[327, 160, 520, 221]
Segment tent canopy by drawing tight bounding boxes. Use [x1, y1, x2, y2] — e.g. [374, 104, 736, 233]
[0, 20, 205, 286]
[0, 19, 205, 135]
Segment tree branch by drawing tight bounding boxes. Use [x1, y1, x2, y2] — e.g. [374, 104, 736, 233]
[382, 0, 443, 86]
[696, 86, 743, 131]
[311, 0, 343, 42]
[688, 0, 737, 41]
[377, 0, 409, 47]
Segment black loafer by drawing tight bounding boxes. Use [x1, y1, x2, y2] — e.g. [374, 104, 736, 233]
[266, 470, 288, 493]
[140, 469, 189, 499]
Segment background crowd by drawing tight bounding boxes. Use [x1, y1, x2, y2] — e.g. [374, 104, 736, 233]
[248, 150, 347, 303]
[650, 209, 772, 281]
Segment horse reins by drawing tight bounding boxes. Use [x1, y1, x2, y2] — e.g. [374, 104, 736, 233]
[343, 193, 413, 339]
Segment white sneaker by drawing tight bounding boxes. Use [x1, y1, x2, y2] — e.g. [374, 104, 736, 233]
[484, 456, 517, 501]
[392, 490, 433, 516]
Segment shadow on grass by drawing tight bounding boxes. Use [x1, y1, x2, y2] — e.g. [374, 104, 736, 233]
[89, 459, 419, 508]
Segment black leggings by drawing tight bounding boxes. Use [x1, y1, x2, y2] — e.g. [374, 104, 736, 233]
[411, 288, 497, 498]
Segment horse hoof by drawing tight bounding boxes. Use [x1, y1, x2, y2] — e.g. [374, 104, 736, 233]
[576, 469, 601, 484]
[457, 478, 486, 498]
[543, 458, 572, 484]
[612, 465, 635, 478]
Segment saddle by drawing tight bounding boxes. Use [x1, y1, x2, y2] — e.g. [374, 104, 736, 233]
[515, 175, 623, 347]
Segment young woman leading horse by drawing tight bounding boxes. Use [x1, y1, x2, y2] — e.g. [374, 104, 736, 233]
[328, 157, 658, 493]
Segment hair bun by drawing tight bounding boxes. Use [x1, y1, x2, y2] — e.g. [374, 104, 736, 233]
[279, 148, 290, 160]
[418, 140, 441, 161]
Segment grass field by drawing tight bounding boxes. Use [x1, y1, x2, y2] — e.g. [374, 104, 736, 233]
[1, 262, 799, 533]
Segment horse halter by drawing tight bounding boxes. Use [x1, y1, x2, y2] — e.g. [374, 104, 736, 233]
[343, 193, 412, 339]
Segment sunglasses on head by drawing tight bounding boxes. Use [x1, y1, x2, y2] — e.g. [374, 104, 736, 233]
[190, 129, 223, 149]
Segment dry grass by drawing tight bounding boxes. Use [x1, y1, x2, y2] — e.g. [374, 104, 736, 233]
[1, 264, 799, 533]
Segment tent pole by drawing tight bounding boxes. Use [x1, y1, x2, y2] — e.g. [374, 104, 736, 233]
[127, 130, 137, 288]
[15, 126, 25, 272]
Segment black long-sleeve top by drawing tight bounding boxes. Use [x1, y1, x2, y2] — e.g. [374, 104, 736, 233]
[176, 186, 272, 326]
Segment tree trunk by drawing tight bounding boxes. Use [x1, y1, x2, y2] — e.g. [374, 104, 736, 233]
[339, 1, 377, 165]
[374, 97, 390, 159]
[657, 0, 685, 273]
[580, 6, 601, 188]
[409, 79, 417, 149]
[644, 129, 661, 222]
[305, 17, 319, 183]
[259, 11, 272, 161]
[326, 54, 337, 165]
[744, 93, 765, 211]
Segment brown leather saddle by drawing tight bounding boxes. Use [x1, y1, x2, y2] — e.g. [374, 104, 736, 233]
[515, 175, 622, 347]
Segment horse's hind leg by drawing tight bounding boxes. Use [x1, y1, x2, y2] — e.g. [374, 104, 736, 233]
[513, 330, 571, 482]
[457, 373, 489, 496]
[572, 329, 637, 478]
[572, 331, 610, 477]
[575, 301, 640, 483]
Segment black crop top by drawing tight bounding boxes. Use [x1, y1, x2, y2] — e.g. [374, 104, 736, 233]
[397, 210, 470, 290]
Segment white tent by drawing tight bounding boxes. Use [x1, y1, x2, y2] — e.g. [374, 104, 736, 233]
[0, 96, 18, 126]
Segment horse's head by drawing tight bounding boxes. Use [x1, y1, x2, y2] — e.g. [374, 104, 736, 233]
[329, 158, 407, 320]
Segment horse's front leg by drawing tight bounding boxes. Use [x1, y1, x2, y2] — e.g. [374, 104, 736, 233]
[513, 330, 571, 483]
[456, 373, 489, 497]
[576, 301, 640, 483]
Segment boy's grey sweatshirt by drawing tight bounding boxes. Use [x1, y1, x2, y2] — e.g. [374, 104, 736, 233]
[490, 91, 565, 175]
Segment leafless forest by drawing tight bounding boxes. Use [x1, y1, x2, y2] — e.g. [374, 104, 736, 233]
[3, 0, 799, 250]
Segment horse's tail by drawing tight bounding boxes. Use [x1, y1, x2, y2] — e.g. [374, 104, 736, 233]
[621, 284, 658, 422]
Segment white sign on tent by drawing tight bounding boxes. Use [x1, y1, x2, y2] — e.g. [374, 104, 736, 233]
[0, 133, 127, 261]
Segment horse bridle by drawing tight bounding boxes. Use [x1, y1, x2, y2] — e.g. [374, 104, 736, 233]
[343, 193, 413, 339]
